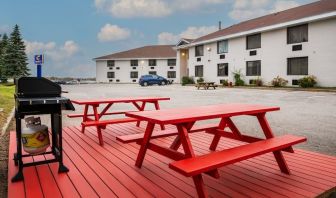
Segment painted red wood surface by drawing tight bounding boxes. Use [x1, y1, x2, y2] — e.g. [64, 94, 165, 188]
[126, 103, 280, 125]
[71, 97, 170, 105]
[169, 135, 306, 177]
[8, 123, 336, 198]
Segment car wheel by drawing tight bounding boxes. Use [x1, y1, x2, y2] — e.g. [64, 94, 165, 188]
[143, 82, 148, 86]
[161, 81, 166, 85]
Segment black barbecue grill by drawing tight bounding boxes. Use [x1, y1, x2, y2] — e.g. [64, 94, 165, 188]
[12, 77, 75, 182]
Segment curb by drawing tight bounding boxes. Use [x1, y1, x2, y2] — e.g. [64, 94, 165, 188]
[1, 107, 14, 136]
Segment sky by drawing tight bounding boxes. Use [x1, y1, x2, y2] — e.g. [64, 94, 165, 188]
[0, 0, 315, 78]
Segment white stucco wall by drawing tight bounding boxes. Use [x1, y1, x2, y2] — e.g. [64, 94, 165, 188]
[96, 58, 179, 83]
[186, 17, 336, 87]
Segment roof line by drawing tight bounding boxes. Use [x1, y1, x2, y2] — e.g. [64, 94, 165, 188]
[178, 11, 336, 48]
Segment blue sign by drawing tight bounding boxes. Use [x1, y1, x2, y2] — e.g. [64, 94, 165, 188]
[34, 54, 44, 64]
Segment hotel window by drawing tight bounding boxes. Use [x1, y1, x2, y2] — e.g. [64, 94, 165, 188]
[107, 60, 114, 67]
[246, 33, 261, 49]
[130, 71, 138, 78]
[149, 59, 156, 66]
[130, 60, 138, 66]
[217, 63, 228, 76]
[107, 72, 115, 78]
[195, 65, 203, 77]
[217, 40, 228, 54]
[167, 71, 176, 78]
[149, 71, 157, 75]
[167, 59, 176, 66]
[195, 45, 204, 57]
[246, 60, 261, 76]
[287, 24, 308, 44]
[287, 57, 308, 75]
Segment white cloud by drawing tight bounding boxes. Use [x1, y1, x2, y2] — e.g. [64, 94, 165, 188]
[273, 0, 300, 12]
[97, 24, 131, 42]
[94, 0, 228, 18]
[229, 0, 302, 21]
[158, 26, 218, 44]
[0, 25, 10, 34]
[24, 40, 80, 61]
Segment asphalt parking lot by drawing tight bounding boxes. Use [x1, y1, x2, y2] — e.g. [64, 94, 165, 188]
[61, 84, 336, 156]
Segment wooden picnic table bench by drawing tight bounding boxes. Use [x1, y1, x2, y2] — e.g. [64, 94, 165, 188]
[195, 82, 218, 90]
[69, 97, 170, 145]
[124, 103, 306, 198]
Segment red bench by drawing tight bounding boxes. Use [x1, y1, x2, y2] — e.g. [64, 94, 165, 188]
[116, 123, 218, 143]
[82, 117, 138, 127]
[169, 135, 306, 197]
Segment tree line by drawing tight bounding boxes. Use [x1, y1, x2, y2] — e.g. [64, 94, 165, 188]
[0, 24, 30, 82]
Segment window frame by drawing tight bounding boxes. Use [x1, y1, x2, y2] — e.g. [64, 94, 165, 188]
[195, 65, 204, 77]
[130, 60, 138, 66]
[167, 71, 176, 78]
[107, 71, 115, 78]
[287, 57, 308, 75]
[246, 60, 261, 76]
[217, 63, 229, 77]
[148, 59, 157, 66]
[246, 33, 261, 50]
[195, 45, 204, 57]
[287, 24, 308, 44]
[217, 40, 228, 54]
[107, 60, 115, 67]
[167, 59, 176, 66]
[148, 71, 157, 75]
[130, 71, 138, 78]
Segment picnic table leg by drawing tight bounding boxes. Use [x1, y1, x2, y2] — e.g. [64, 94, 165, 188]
[209, 118, 227, 151]
[154, 101, 165, 130]
[132, 101, 145, 127]
[81, 104, 89, 133]
[170, 122, 194, 150]
[257, 113, 291, 174]
[93, 105, 104, 146]
[135, 122, 155, 168]
[177, 123, 209, 197]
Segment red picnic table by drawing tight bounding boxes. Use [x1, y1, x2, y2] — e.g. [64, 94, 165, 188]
[122, 103, 307, 198]
[69, 97, 170, 145]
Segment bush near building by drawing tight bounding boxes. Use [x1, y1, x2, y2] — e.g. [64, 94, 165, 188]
[181, 76, 195, 86]
[298, 75, 317, 88]
[232, 70, 245, 86]
[271, 76, 288, 87]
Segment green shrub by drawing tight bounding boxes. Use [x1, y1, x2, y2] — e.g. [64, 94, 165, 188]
[196, 77, 204, 83]
[181, 76, 195, 86]
[271, 76, 288, 87]
[232, 69, 245, 86]
[298, 75, 317, 88]
[221, 79, 228, 86]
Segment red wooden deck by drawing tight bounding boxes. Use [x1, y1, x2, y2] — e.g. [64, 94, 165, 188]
[8, 123, 336, 198]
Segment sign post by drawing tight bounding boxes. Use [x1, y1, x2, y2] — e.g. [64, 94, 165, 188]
[34, 55, 44, 78]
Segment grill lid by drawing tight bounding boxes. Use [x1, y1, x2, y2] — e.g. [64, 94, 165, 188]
[15, 77, 61, 98]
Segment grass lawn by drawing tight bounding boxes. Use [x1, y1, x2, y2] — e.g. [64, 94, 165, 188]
[0, 84, 15, 130]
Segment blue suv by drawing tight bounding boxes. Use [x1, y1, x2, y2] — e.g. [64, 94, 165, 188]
[139, 75, 170, 86]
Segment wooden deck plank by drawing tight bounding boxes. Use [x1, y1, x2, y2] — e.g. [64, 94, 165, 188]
[62, 127, 151, 198]
[65, 126, 176, 198]
[7, 132, 25, 198]
[103, 124, 248, 198]
[75, 126, 193, 198]
[8, 122, 336, 198]
[32, 155, 62, 198]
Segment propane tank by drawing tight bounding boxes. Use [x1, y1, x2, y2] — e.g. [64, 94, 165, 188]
[21, 117, 50, 155]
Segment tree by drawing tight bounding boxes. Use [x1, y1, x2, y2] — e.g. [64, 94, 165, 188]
[4, 24, 30, 79]
[0, 33, 9, 82]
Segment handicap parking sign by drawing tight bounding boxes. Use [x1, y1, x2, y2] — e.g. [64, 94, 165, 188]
[34, 54, 44, 64]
